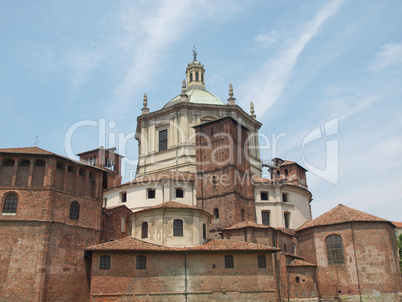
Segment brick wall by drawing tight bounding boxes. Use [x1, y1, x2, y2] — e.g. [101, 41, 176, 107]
[100, 205, 132, 242]
[298, 222, 402, 300]
[90, 250, 278, 301]
[0, 153, 104, 302]
[195, 117, 255, 230]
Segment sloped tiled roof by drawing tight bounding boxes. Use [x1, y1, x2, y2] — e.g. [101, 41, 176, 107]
[279, 160, 307, 171]
[287, 259, 317, 267]
[0, 146, 105, 170]
[86, 237, 280, 252]
[132, 201, 212, 217]
[393, 222, 402, 228]
[297, 204, 392, 231]
[106, 172, 196, 191]
[222, 221, 273, 230]
[0, 146, 54, 155]
[251, 175, 274, 184]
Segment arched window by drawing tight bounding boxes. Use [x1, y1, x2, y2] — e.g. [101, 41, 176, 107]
[203, 223, 206, 240]
[173, 219, 183, 237]
[190, 73, 193, 82]
[195, 72, 199, 81]
[241, 209, 245, 221]
[3, 193, 18, 213]
[213, 208, 219, 219]
[326, 234, 345, 265]
[141, 222, 148, 239]
[296, 276, 300, 283]
[69, 201, 80, 220]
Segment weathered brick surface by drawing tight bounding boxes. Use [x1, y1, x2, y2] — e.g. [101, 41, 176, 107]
[100, 205, 132, 242]
[89, 251, 278, 301]
[0, 153, 104, 302]
[298, 222, 402, 301]
[195, 117, 255, 231]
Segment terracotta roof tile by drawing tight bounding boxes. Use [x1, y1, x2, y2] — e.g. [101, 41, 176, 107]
[251, 175, 274, 184]
[132, 201, 212, 217]
[86, 237, 280, 252]
[393, 222, 402, 228]
[106, 172, 196, 191]
[0, 146, 105, 171]
[222, 221, 273, 230]
[0, 146, 54, 155]
[287, 259, 317, 267]
[297, 204, 391, 231]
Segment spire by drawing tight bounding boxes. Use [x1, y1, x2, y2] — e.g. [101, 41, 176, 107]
[193, 45, 197, 61]
[181, 79, 188, 102]
[186, 47, 206, 90]
[227, 83, 236, 105]
[250, 102, 256, 118]
[141, 93, 149, 115]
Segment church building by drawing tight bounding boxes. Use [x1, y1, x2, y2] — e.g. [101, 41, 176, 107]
[0, 53, 401, 302]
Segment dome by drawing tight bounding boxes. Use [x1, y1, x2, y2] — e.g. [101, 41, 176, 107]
[163, 88, 226, 108]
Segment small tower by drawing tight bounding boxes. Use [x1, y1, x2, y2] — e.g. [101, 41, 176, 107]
[141, 93, 149, 115]
[250, 102, 256, 118]
[186, 46, 206, 90]
[180, 79, 188, 102]
[227, 83, 236, 105]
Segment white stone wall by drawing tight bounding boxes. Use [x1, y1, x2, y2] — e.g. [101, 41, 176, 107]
[131, 208, 210, 247]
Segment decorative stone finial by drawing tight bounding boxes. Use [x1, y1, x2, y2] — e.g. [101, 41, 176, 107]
[193, 45, 197, 61]
[227, 83, 236, 105]
[181, 79, 188, 102]
[250, 102, 256, 118]
[141, 93, 149, 115]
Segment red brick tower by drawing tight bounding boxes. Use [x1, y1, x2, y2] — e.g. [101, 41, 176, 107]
[78, 146, 123, 188]
[0, 147, 104, 301]
[194, 117, 255, 233]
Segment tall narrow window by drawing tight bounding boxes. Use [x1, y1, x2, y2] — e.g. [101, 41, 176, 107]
[258, 255, 266, 268]
[175, 188, 184, 198]
[136, 255, 147, 269]
[3, 193, 18, 213]
[282, 193, 288, 203]
[69, 201, 80, 220]
[262, 211, 270, 226]
[284, 212, 290, 228]
[196, 72, 199, 81]
[120, 192, 127, 203]
[213, 208, 219, 219]
[159, 129, 168, 151]
[141, 222, 148, 239]
[99, 255, 110, 270]
[225, 255, 234, 268]
[190, 73, 193, 82]
[241, 209, 245, 221]
[147, 189, 155, 199]
[203, 223, 206, 240]
[326, 234, 345, 265]
[173, 219, 183, 237]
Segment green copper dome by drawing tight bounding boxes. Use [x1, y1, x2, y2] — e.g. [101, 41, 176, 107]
[163, 88, 225, 108]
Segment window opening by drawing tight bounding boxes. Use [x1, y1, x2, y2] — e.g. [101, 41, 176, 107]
[173, 219, 183, 236]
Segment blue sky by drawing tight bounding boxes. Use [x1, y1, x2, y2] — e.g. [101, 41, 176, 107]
[1, 0, 401, 221]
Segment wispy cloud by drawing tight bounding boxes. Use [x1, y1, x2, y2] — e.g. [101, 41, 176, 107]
[238, 0, 345, 115]
[255, 30, 279, 46]
[64, 49, 104, 90]
[369, 41, 402, 72]
[113, 0, 194, 104]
